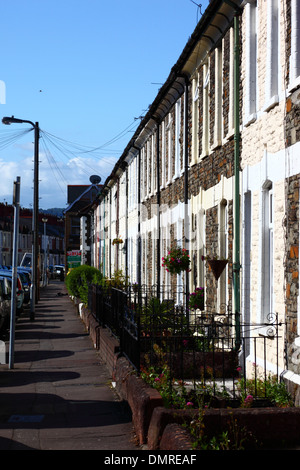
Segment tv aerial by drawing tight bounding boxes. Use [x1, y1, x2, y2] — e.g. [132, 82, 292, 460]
[90, 175, 101, 184]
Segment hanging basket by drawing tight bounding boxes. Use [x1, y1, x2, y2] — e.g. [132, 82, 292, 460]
[207, 259, 228, 281]
[112, 238, 123, 245]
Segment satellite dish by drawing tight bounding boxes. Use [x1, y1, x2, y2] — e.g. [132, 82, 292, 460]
[90, 175, 101, 184]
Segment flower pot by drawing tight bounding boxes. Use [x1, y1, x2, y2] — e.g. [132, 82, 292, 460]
[207, 259, 228, 280]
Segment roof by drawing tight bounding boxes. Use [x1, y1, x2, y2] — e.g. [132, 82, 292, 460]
[64, 184, 102, 214]
[97, 0, 243, 199]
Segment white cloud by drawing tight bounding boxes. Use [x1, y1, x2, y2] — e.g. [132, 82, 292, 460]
[0, 151, 117, 210]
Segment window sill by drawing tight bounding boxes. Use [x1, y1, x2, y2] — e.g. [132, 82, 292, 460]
[243, 113, 257, 128]
[263, 95, 279, 113]
[288, 76, 300, 94]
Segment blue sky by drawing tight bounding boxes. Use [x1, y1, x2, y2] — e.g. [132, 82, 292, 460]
[0, 0, 209, 209]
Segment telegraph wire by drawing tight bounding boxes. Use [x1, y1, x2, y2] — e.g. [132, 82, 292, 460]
[39, 129, 118, 178]
[0, 127, 33, 151]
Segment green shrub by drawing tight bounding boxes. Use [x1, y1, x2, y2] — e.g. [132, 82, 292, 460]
[65, 265, 103, 304]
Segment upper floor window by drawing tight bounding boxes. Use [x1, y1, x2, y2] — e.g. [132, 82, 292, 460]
[244, 0, 258, 124]
[151, 133, 156, 194]
[141, 147, 146, 200]
[174, 97, 182, 179]
[166, 113, 173, 184]
[214, 46, 223, 148]
[202, 61, 210, 157]
[290, 0, 300, 86]
[264, 0, 280, 111]
[161, 120, 166, 189]
[191, 75, 199, 165]
[228, 28, 235, 135]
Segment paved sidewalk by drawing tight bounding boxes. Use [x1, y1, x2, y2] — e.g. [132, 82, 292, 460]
[0, 281, 138, 450]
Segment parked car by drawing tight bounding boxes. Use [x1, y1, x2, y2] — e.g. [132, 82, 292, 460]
[16, 270, 31, 304]
[0, 276, 11, 331]
[54, 265, 65, 279]
[0, 270, 24, 315]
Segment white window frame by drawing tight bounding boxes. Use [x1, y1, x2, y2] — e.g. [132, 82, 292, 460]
[141, 147, 146, 201]
[201, 61, 210, 158]
[261, 182, 274, 322]
[227, 28, 235, 137]
[264, 0, 280, 111]
[151, 134, 156, 195]
[174, 97, 181, 179]
[166, 113, 173, 185]
[244, 0, 258, 125]
[146, 139, 153, 196]
[213, 46, 223, 148]
[191, 75, 199, 165]
[218, 201, 228, 310]
[161, 120, 166, 189]
[289, 0, 300, 90]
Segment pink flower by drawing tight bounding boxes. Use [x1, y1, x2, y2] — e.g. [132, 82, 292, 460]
[186, 402, 194, 407]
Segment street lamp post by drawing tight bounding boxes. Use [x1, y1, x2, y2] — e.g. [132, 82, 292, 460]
[2, 116, 39, 320]
[42, 217, 48, 286]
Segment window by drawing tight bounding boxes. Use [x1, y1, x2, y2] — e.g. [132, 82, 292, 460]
[264, 0, 280, 110]
[151, 134, 156, 194]
[290, 0, 300, 85]
[147, 140, 151, 195]
[219, 201, 228, 309]
[228, 28, 235, 134]
[174, 97, 181, 178]
[214, 46, 223, 147]
[191, 75, 199, 165]
[262, 182, 274, 318]
[161, 120, 166, 188]
[202, 62, 210, 157]
[244, 0, 258, 124]
[141, 147, 146, 200]
[166, 113, 173, 184]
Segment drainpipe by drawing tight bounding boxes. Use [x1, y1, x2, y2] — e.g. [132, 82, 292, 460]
[178, 73, 190, 315]
[233, 11, 241, 350]
[155, 122, 161, 296]
[103, 195, 106, 276]
[125, 166, 129, 281]
[109, 190, 112, 279]
[133, 145, 141, 286]
[183, 76, 189, 313]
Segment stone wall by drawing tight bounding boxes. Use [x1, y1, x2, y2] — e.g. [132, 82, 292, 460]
[285, 86, 300, 371]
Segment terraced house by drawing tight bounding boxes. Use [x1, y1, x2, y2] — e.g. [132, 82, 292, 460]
[240, 0, 300, 397]
[84, 0, 300, 400]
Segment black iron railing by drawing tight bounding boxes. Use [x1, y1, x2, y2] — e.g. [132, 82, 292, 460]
[88, 283, 285, 399]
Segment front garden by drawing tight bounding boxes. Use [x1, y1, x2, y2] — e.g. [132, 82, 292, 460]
[66, 263, 294, 450]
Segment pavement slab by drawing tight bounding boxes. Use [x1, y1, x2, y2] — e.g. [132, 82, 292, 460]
[0, 281, 138, 451]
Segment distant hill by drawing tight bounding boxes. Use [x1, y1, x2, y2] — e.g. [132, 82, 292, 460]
[40, 208, 64, 218]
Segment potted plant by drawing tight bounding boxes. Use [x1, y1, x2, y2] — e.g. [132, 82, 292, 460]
[162, 245, 191, 275]
[202, 255, 228, 281]
[188, 287, 205, 311]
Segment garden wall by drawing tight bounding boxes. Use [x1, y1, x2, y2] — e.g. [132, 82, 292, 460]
[76, 301, 300, 450]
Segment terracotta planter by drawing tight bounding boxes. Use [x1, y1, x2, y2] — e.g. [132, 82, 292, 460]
[207, 259, 228, 280]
